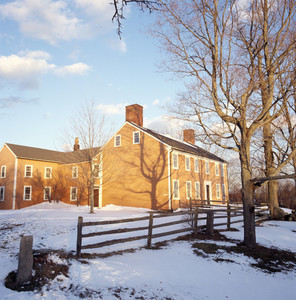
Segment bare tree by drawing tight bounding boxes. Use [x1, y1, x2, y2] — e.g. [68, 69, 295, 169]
[150, 0, 296, 247]
[62, 100, 113, 213]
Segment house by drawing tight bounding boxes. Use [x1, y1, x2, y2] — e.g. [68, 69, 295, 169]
[0, 104, 228, 210]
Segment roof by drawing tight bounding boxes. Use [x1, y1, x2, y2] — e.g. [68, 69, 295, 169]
[129, 122, 226, 163]
[5, 143, 101, 164]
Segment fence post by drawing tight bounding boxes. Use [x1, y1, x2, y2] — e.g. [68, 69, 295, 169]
[16, 236, 33, 286]
[194, 207, 199, 237]
[147, 212, 154, 248]
[189, 198, 192, 211]
[206, 211, 214, 235]
[227, 201, 231, 230]
[76, 216, 83, 258]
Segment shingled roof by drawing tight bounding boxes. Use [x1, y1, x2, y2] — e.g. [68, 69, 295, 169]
[129, 122, 226, 163]
[5, 143, 101, 164]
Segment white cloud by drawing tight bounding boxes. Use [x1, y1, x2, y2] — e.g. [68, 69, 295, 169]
[0, 0, 90, 44]
[152, 99, 160, 105]
[106, 38, 127, 53]
[55, 62, 91, 76]
[96, 103, 128, 115]
[144, 115, 185, 138]
[0, 51, 91, 89]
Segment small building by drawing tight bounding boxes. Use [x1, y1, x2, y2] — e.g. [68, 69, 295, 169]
[0, 104, 228, 210]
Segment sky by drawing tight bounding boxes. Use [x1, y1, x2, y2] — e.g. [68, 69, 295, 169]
[0, 0, 185, 151]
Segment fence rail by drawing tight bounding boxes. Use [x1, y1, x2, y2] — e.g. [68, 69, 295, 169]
[76, 205, 270, 257]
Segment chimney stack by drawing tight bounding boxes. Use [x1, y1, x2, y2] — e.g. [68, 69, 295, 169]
[125, 104, 143, 127]
[183, 129, 195, 144]
[73, 137, 80, 151]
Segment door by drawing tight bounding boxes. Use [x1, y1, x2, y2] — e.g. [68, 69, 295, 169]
[206, 184, 210, 205]
[94, 188, 99, 207]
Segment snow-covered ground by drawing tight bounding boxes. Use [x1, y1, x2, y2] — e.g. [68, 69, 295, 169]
[0, 202, 295, 299]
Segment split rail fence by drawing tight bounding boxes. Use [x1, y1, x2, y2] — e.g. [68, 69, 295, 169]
[76, 204, 269, 257]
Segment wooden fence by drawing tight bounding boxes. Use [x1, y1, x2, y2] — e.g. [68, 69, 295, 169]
[76, 205, 269, 257]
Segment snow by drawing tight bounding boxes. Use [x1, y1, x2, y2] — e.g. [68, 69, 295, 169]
[0, 202, 295, 299]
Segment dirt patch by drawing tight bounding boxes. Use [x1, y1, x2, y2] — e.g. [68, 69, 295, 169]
[5, 250, 69, 292]
[192, 231, 296, 273]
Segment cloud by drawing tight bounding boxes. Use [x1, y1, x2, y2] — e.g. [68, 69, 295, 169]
[0, 0, 90, 44]
[96, 103, 128, 115]
[152, 99, 160, 105]
[0, 0, 121, 44]
[106, 38, 127, 53]
[144, 115, 185, 138]
[55, 62, 91, 76]
[0, 96, 39, 108]
[0, 51, 91, 89]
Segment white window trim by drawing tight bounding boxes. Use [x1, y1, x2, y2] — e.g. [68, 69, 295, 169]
[1, 166, 6, 178]
[215, 163, 219, 176]
[44, 187, 51, 201]
[0, 186, 5, 201]
[114, 134, 121, 147]
[205, 161, 210, 175]
[70, 187, 77, 201]
[194, 158, 199, 173]
[44, 167, 52, 179]
[185, 156, 190, 171]
[173, 153, 178, 170]
[195, 182, 201, 199]
[186, 181, 192, 199]
[23, 185, 32, 201]
[216, 183, 221, 199]
[173, 180, 179, 200]
[133, 131, 140, 144]
[93, 164, 100, 178]
[222, 184, 226, 199]
[72, 166, 78, 179]
[221, 164, 225, 177]
[25, 165, 33, 178]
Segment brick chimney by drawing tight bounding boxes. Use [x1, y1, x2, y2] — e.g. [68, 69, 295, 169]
[125, 104, 143, 127]
[183, 129, 195, 144]
[73, 137, 80, 151]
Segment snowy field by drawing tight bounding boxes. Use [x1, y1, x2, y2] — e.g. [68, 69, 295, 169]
[0, 202, 295, 299]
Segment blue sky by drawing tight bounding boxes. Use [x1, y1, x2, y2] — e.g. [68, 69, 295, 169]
[0, 0, 185, 150]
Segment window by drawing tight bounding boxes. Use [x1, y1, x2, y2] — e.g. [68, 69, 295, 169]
[23, 186, 32, 201]
[1, 166, 6, 178]
[194, 158, 199, 173]
[221, 164, 224, 177]
[133, 131, 140, 144]
[186, 181, 192, 199]
[205, 161, 210, 174]
[44, 187, 51, 201]
[72, 166, 78, 179]
[173, 153, 178, 169]
[93, 164, 99, 178]
[25, 165, 33, 177]
[70, 187, 77, 201]
[215, 163, 219, 176]
[114, 135, 121, 147]
[45, 167, 52, 179]
[216, 183, 221, 199]
[0, 186, 4, 201]
[185, 156, 190, 171]
[222, 184, 226, 199]
[173, 180, 179, 199]
[195, 182, 200, 199]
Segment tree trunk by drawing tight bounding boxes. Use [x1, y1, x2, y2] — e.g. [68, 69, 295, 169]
[263, 124, 280, 218]
[240, 154, 256, 248]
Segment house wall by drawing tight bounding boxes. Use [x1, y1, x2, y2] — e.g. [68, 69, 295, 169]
[170, 151, 228, 209]
[102, 123, 170, 210]
[0, 145, 16, 209]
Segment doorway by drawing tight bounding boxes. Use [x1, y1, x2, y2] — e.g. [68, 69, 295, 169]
[94, 187, 99, 207]
[204, 181, 212, 205]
